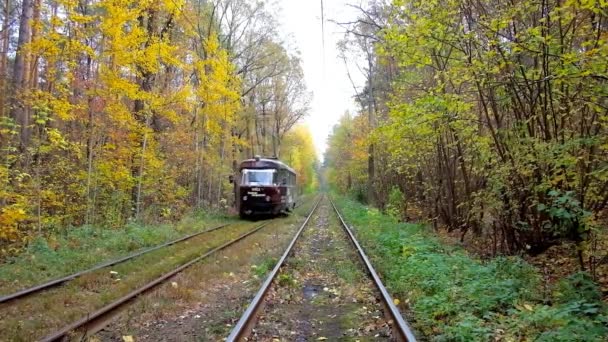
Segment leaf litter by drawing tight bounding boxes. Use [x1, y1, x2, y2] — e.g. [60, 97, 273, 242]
[249, 199, 394, 341]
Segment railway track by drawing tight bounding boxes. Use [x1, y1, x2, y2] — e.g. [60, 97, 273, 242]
[26, 198, 320, 341]
[0, 223, 231, 304]
[1, 199, 312, 307]
[227, 195, 417, 341]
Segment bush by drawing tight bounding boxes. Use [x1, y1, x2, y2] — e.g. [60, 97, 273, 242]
[555, 272, 602, 304]
[386, 186, 405, 220]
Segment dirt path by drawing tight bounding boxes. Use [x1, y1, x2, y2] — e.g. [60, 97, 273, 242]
[250, 199, 393, 341]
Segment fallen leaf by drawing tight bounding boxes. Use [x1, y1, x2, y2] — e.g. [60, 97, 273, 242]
[122, 336, 134, 342]
[393, 298, 400, 305]
[317, 338, 327, 341]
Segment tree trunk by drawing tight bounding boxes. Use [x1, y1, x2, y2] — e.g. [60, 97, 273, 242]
[0, 0, 10, 119]
[366, 51, 375, 205]
[11, 0, 34, 151]
[29, 0, 41, 91]
[135, 121, 149, 220]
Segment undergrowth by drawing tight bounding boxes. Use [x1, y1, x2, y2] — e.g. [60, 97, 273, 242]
[334, 195, 608, 341]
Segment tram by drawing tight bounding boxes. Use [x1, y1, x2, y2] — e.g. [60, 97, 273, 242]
[235, 156, 297, 218]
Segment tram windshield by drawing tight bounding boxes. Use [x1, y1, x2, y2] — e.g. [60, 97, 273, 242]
[241, 169, 276, 186]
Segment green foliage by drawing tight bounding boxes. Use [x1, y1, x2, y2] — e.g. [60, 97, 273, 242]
[324, 0, 608, 258]
[386, 186, 405, 220]
[333, 195, 608, 341]
[324, 112, 369, 198]
[252, 256, 277, 278]
[277, 273, 295, 287]
[555, 272, 602, 304]
[537, 190, 592, 238]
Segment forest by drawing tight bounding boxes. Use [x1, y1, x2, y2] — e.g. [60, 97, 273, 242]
[1, 0, 608, 340]
[325, 0, 608, 276]
[0, 0, 318, 253]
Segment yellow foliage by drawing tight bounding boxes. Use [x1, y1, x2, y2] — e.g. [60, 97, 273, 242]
[325, 113, 370, 193]
[0, 206, 27, 241]
[281, 125, 319, 193]
[0, 0, 306, 246]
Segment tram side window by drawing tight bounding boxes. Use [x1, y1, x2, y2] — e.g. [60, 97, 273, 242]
[278, 170, 287, 185]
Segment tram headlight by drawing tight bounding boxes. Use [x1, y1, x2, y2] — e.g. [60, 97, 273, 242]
[242, 195, 247, 201]
[265, 195, 271, 202]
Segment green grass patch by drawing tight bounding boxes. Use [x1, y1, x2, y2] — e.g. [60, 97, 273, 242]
[277, 272, 296, 287]
[252, 256, 278, 278]
[335, 260, 361, 285]
[0, 212, 237, 295]
[333, 195, 608, 341]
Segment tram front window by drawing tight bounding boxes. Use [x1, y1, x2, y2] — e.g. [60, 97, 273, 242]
[241, 169, 275, 186]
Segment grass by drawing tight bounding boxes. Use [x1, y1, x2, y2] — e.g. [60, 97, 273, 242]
[93, 196, 320, 341]
[0, 195, 320, 341]
[333, 194, 608, 341]
[251, 256, 278, 279]
[0, 222, 257, 341]
[0, 212, 237, 295]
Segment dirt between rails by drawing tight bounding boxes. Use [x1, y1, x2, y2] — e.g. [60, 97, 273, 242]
[92, 201, 317, 341]
[249, 199, 393, 341]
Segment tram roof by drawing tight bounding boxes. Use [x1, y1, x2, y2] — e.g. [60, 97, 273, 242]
[239, 158, 296, 174]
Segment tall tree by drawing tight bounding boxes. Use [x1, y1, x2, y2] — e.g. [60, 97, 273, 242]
[11, 0, 33, 151]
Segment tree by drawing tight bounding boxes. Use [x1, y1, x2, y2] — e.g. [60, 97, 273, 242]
[10, 0, 33, 151]
[0, 0, 310, 252]
[281, 125, 318, 193]
[327, 0, 608, 271]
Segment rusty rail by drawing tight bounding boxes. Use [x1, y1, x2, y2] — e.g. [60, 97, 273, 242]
[226, 196, 322, 341]
[0, 223, 231, 304]
[226, 196, 417, 341]
[329, 197, 417, 342]
[39, 221, 273, 342]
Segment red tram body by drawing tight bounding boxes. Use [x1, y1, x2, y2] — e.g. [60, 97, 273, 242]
[236, 157, 297, 218]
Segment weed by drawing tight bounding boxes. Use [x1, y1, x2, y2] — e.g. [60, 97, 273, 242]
[555, 272, 602, 304]
[277, 273, 295, 287]
[252, 257, 277, 278]
[333, 195, 608, 341]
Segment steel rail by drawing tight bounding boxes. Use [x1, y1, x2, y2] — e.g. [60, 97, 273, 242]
[329, 197, 417, 342]
[0, 223, 232, 304]
[226, 196, 322, 342]
[39, 221, 273, 342]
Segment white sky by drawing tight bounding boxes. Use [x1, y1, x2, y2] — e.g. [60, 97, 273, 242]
[276, 0, 365, 160]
